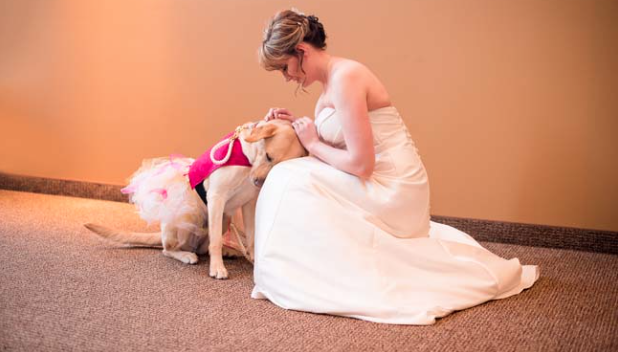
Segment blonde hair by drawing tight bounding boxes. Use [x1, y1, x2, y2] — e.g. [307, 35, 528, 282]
[259, 9, 327, 93]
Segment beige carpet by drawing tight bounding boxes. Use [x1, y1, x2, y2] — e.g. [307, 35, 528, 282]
[0, 189, 616, 351]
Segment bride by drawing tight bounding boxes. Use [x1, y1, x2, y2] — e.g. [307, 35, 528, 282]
[250, 8, 538, 325]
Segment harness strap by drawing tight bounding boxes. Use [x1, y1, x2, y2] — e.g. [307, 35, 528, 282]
[195, 182, 208, 205]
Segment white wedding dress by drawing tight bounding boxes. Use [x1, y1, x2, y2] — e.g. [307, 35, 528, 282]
[251, 106, 538, 325]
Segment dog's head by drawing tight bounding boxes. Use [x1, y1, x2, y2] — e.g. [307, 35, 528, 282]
[242, 119, 308, 187]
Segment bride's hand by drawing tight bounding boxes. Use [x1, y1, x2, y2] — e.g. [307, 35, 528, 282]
[292, 117, 319, 150]
[264, 107, 296, 122]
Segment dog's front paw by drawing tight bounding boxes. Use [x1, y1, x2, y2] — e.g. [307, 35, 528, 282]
[209, 262, 229, 280]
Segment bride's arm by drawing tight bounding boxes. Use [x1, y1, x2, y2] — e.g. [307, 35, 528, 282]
[295, 69, 375, 178]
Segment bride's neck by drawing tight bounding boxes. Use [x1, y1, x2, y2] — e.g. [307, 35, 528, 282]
[315, 52, 335, 88]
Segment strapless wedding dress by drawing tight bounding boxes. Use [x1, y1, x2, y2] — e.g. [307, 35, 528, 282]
[251, 106, 538, 325]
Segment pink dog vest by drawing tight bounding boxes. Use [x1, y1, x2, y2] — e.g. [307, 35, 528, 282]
[188, 131, 252, 189]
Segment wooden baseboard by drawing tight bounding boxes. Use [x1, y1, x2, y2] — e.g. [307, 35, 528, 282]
[0, 173, 126, 202]
[1, 172, 616, 254]
[430, 215, 616, 255]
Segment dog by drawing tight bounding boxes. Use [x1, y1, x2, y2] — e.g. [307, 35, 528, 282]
[85, 119, 307, 279]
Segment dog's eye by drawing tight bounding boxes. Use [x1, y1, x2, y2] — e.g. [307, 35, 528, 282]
[266, 153, 273, 162]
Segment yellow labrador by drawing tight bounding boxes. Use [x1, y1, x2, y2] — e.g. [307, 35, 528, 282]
[85, 119, 307, 279]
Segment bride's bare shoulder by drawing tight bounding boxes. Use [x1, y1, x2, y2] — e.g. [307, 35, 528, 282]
[330, 57, 391, 109]
[330, 58, 374, 83]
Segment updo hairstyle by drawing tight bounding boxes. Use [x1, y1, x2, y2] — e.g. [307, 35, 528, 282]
[259, 9, 327, 71]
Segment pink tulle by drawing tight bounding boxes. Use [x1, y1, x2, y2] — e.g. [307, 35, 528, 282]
[150, 188, 168, 199]
[122, 153, 248, 252]
[121, 154, 189, 196]
[121, 155, 203, 231]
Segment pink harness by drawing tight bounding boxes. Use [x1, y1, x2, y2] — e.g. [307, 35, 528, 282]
[188, 131, 252, 189]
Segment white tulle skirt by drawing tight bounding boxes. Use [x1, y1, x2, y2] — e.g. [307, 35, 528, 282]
[121, 156, 206, 235]
[120, 156, 248, 252]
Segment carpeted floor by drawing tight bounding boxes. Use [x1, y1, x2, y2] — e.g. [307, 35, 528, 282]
[0, 189, 616, 351]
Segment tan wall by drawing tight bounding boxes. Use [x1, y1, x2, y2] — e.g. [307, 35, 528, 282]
[1, 0, 617, 231]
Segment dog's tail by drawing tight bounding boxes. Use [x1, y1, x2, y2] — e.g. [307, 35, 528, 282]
[84, 223, 162, 247]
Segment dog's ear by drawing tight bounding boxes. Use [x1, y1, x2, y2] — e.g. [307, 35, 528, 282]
[244, 124, 278, 143]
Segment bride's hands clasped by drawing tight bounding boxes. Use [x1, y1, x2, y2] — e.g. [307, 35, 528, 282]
[264, 107, 319, 150]
[291, 116, 319, 150]
[264, 107, 296, 122]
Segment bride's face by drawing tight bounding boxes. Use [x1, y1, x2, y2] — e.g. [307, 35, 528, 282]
[279, 53, 309, 86]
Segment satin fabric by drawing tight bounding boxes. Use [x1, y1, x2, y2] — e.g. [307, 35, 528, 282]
[251, 106, 538, 325]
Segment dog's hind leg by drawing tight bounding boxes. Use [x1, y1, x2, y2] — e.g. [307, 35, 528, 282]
[161, 224, 198, 265]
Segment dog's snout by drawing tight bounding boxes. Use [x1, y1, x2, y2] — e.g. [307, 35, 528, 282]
[253, 178, 265, 187]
